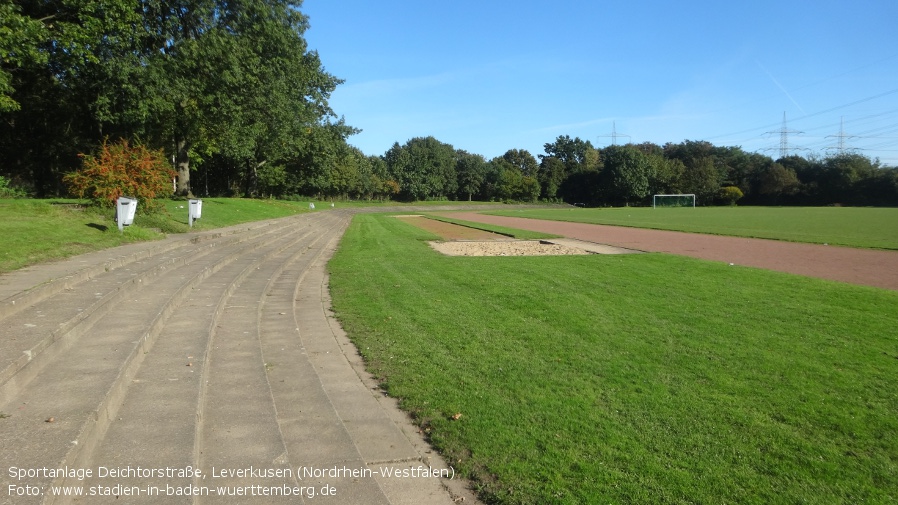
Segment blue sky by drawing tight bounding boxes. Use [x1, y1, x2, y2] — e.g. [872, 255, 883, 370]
[302, 0, 898, 165]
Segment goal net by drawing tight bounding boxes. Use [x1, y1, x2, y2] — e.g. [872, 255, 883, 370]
[653, 194, 696, 208]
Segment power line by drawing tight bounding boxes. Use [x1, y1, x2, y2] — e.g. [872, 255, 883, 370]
[764, 112, 805, 158]
[825, 117, 857, 154]
[707, 86, 898, 142]
[597, 121, 630, 146]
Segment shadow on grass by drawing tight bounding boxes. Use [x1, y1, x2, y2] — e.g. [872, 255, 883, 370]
[86, 223, 108, 232]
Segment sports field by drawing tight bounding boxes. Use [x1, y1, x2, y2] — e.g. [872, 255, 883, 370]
[485, 206, 898, 250]
[328, 213, 898, 505]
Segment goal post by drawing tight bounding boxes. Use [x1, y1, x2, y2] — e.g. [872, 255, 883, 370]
[653, 194, 696, 208]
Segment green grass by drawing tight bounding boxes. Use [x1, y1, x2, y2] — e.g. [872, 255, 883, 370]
[156, 197, 315, 231]
[328, 213, 898, 505]
[0, 199, 158, 273]
[486, 206, 898, 250]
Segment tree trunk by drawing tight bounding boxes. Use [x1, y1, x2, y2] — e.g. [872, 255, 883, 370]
[175, 135, 192, 197]
[243, 160, 263, 198]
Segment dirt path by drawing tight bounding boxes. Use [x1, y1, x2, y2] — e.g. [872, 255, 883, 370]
[442, 212, 898, 291]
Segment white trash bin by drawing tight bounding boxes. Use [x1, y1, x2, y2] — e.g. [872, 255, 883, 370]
[116, 196, 138, 233]
[188, 199, 203, 227]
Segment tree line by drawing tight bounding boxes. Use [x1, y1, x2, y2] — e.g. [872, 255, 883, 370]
[271, 135, 896, 207]
[2, 1, 896, 206]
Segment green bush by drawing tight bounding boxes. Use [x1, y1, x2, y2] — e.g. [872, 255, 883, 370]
[0, 176, 27, 198]
[63, 139, 175, 212]
[718, 186, 744, 206]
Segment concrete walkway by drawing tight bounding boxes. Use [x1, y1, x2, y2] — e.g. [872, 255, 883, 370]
[0, 209, 479, 505]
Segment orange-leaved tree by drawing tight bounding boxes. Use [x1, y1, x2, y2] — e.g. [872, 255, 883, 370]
[64, 139, 175, 212]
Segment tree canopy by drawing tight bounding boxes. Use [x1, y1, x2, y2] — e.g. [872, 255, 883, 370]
[1, 0, 342, 197]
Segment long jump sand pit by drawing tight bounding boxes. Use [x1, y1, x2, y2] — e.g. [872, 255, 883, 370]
[431, 239, 589, 256]
[395, 215, 639, 257]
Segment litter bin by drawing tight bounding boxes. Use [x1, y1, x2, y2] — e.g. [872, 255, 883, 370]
[116, 196, 138, 233]
[188, 199, 202, 227]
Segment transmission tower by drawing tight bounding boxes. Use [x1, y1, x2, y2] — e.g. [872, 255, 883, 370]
[598, 121, 630, 146]
[825, 116, 857, 154]
[764, 112, 804, 158]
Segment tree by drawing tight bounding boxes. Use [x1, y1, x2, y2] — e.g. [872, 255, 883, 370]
[501, 149, 538, 177]
[860, 167, 898, 206]
[646, 154, 685, 195]
[820, 153, 877, 204]
[131, 0, 342, 196]
[663, 140, 726, 203]
[711, 147, 771, 199]
[328, 144, 363, 198]
[756, 163, 800, 203]
[256, 164, 289, 198]
[663, 140, 716, 167]
[600, 145, 651, 205]
[456, 150, 487, 201]
[778, 154, 820, 204]
[288, 120, 358, 197]
[680, 157, 721, 204]
[0, 0, 145, 195]
[1, 0, 346, 198]
[490, 157, 539, 202]
[366, 155, 397, 201]
[538, 156, 566, 200]
[386, 137, 456, 201]
[0, 2, 46, 112]
[542, 135, 599, 174]
[386, 137, 458, 200]
[633, 142, 663, 157]
[542, 136, 602, 203]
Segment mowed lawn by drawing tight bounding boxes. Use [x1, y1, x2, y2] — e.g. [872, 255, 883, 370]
[486, 206, 898, 250]
[328, 213, 898, 505]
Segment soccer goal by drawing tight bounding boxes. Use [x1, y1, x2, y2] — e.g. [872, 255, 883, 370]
[653, 194, 696, 208]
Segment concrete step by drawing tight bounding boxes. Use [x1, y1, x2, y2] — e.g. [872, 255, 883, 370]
[194, 213, 354, 504]
[68, 218, 340, 504]
[0, 216, 323, 504]
[0, 215, 325, 399]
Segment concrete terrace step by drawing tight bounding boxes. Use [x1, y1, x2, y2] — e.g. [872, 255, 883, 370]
[0, 208, 481, 505]
[68, 215, 346, 504]
[0, 215, 327, 503]
[0, 214, 330, 399]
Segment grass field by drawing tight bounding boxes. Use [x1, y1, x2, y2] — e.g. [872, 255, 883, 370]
[328, 213, 898, 505]
[486, 206, 898, 250]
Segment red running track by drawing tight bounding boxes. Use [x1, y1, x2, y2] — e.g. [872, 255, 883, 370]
[442, 212, 898, 291]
